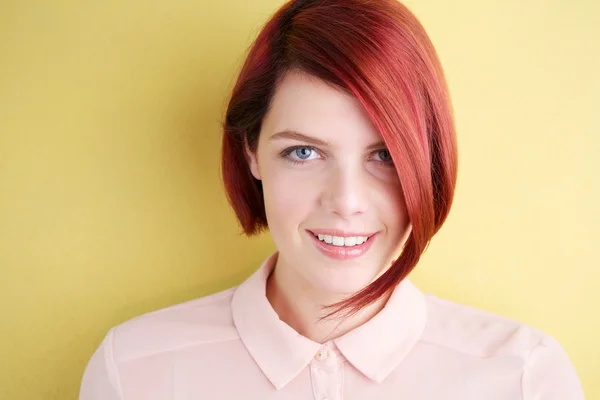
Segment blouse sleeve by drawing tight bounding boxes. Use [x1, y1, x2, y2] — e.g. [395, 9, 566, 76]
[521, 335, 584, 399]
[79, 328, 123, 400]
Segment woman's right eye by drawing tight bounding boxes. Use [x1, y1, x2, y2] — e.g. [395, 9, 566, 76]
[282, 146, 320, 164]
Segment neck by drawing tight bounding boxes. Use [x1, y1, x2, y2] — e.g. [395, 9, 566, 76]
[266, 257, 391, 344]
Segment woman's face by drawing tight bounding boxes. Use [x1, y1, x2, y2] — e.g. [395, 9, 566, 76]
[247, 70, 411, 296]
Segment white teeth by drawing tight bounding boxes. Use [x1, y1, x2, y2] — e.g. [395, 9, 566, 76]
[344, 236, 357, 246]
[313, 233, 369, 247]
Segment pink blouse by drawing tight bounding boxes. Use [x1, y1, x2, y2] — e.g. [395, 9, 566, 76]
[80, 252, 584, 399]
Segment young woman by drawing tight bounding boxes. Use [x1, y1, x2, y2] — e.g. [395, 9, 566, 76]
[80, 0, 583, 398]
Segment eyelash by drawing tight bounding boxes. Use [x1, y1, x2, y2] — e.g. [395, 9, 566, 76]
[280, 146, 394, 166]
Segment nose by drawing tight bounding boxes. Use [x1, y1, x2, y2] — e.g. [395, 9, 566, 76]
[319, 162, 369, 218]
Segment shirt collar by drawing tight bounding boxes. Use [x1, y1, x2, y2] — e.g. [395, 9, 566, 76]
[231, 251, 427, 389]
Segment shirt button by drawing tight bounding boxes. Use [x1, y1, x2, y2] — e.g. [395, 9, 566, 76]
[314, 348, 328, 361]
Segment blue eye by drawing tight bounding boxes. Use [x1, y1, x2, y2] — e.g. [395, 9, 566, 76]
[294, 147, 314, 160]
[281, 146, 320, 164]
[374, 149, 393, 163]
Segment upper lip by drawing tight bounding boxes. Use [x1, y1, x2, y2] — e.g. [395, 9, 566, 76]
[307, 229, 377, 237]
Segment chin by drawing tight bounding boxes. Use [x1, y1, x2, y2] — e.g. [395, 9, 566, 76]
[308, 265, 380, 297]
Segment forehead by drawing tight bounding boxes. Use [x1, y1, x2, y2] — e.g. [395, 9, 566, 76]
[261, 70, 380, 142]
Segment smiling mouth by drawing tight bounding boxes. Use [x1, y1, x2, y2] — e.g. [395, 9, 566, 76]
[305, 229, 377, 260]
[307, 230, 375, 247]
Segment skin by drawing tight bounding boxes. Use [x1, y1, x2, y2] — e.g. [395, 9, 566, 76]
[246, 69, 412, 343]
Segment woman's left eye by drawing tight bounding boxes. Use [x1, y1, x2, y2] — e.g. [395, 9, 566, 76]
[373, 149, 393, 163]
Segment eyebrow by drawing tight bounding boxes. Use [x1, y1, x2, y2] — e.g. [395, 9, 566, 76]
[269, 129, 387, 150]
[269, 130, 329, 146]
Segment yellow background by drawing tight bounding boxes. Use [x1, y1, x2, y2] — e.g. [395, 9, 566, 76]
[1, 0, 598, 398]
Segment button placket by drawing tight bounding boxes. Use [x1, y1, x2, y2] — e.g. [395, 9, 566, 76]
[310, 346, 343, 400]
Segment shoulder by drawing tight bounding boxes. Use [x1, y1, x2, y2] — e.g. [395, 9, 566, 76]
[420, 294, 583, 399]
[110, 287, 240, 364]
[421, 294, 545, 359]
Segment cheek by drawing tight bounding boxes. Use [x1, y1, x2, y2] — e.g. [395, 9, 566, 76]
[262, 168, 317, 231]
[378, 182, 409, 234]
[366, 164, 407, 215]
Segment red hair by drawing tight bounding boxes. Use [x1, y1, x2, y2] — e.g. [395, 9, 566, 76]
[222, 0, 458, 316]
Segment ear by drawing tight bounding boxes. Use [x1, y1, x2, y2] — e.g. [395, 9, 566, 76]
[244, 139, 261, 181]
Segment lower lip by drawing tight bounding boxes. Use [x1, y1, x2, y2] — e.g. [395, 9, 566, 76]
[307, 231, 377, 261]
